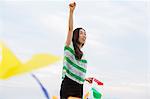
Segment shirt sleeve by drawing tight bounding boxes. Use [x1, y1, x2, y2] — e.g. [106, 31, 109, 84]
[64, 42, 74, 50]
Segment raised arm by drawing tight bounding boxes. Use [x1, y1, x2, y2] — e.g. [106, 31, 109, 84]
[65, 2, 76, 46]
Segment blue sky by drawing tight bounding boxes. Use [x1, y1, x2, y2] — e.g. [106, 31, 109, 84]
[0, 0, 149, 99]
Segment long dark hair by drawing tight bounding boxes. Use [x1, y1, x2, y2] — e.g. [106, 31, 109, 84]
[72, 28, 85, 60]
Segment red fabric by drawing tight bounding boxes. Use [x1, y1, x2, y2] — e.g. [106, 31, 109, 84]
[93, 78, 104, 86]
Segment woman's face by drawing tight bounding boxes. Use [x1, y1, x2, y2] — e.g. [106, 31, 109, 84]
[78, 29, 86, 45]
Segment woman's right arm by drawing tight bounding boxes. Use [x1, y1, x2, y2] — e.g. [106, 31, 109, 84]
[65, 2, 76, 47]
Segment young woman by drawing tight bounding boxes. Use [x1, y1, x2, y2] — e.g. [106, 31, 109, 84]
[60, 2, 93, 99]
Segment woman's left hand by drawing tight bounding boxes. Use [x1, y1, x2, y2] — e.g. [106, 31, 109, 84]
[85, 77, 93, 84]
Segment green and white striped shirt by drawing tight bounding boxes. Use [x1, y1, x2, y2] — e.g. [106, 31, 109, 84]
[62, 43, 87, 84]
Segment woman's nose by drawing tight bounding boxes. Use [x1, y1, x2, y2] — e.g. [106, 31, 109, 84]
[83, 34, 86, 38]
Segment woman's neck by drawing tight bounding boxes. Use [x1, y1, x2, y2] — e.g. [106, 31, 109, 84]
[77, 44, 82, 49]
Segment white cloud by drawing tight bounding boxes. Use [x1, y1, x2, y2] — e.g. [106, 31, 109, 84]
[0, 1, 148, 99]
[38, 14, 66, 35]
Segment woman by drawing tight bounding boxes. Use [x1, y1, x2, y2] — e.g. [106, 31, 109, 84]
[60, 2, 93, 99]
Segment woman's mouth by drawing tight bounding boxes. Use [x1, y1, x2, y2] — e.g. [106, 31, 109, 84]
[82, 38, 86, 42]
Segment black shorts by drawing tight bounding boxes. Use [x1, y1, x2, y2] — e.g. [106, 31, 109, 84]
[60, 76, 83, 99]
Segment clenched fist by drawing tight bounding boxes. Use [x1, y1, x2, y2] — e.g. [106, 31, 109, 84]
[69, 2, 76, 12]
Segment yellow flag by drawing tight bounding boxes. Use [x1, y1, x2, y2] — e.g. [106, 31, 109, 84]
[0, 43, 2, 67]
[0, 42, 22, 79]
[52, 96, 58, 99]
[0, 42, 61, 79]
[16, 54, 60, 76]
